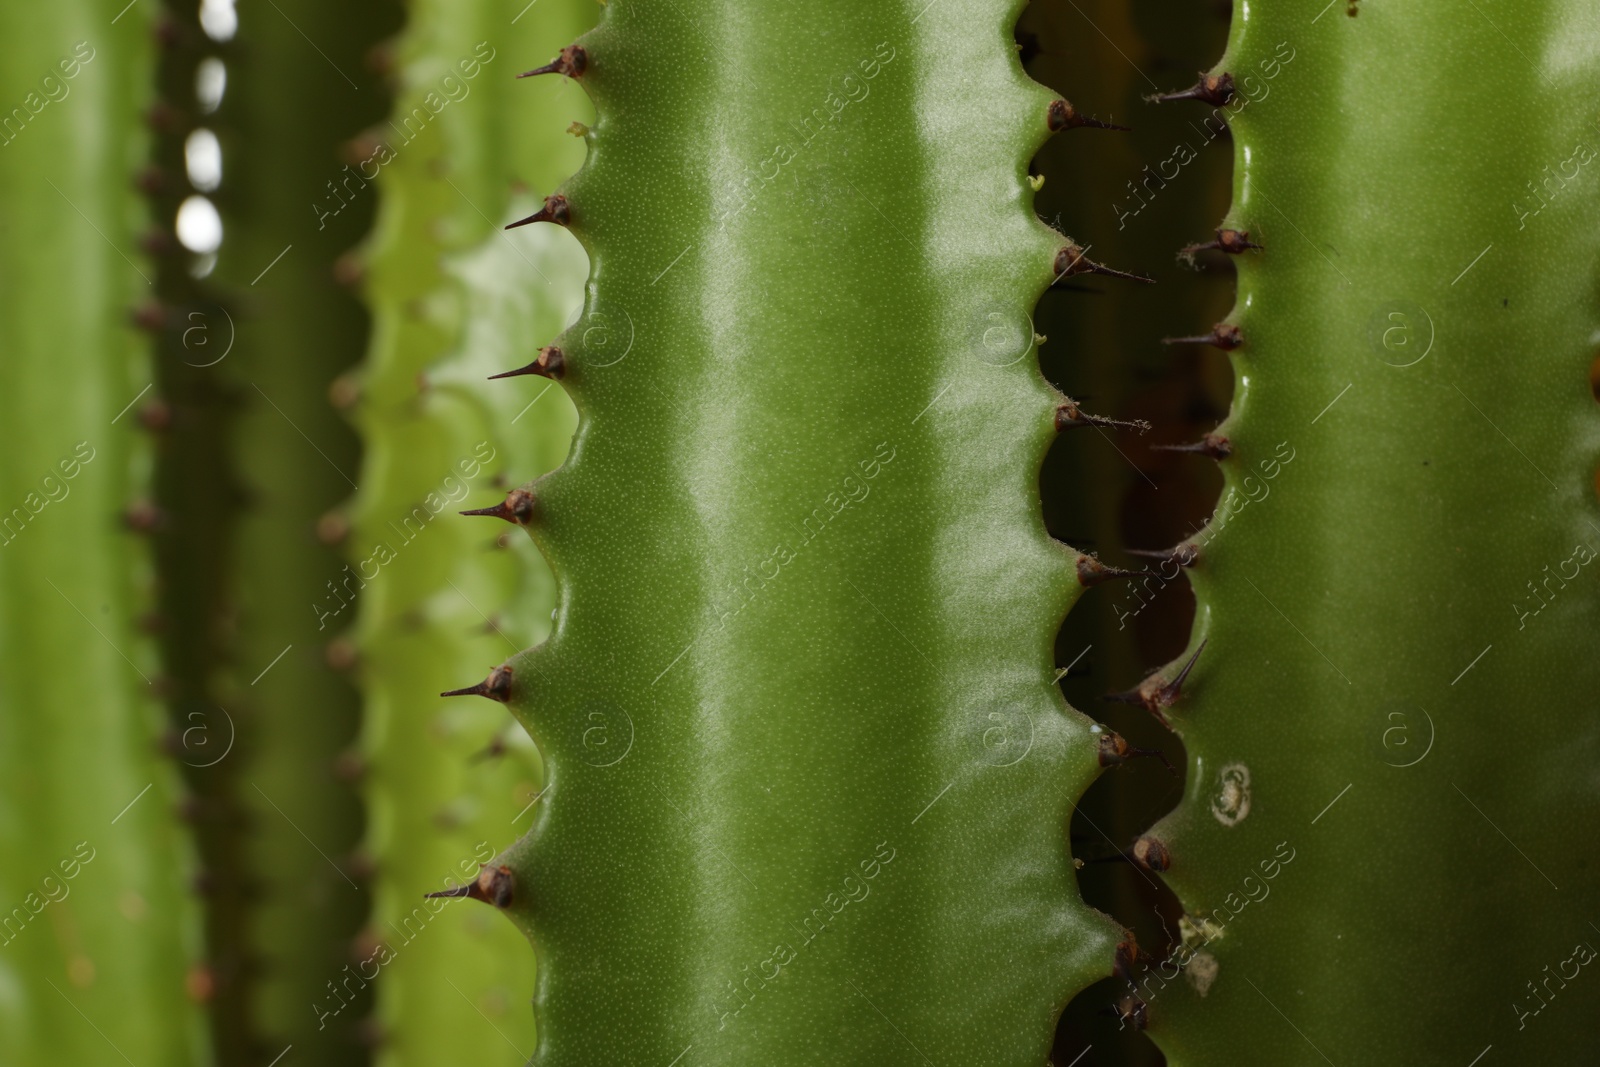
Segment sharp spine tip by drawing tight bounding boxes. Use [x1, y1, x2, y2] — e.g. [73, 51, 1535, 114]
[440, 663, 514, 703]
[425, 864, 516, 908]
[460, 487, 537, 525]
[1105, 639, 1208, 726]
[506, 193, 571, 230]
[517, 44, 587, 80]
[489, 345, 565, 381]
[1151, 71, 1236, 107]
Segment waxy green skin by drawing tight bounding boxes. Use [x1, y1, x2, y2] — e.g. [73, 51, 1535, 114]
[210, 0, 397, 1057]
[0, 2, 206, 1064]
[350, 0, 594, 1061]
[1143, 3, 1600, 1063]
[479, 0, 1121, 1061]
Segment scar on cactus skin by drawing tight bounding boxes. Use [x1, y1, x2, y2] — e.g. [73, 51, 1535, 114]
[1153, 433, 1232, 461]
[1053, 241, 1155, 284]
[1047, 98, 1130, 133]
[489, 345, 565, 381]
[1104, 639, 1208, 727]
[440, 663, 513, 703]
[518, 44, 586, 80]
[1162, 322, 1243, 351]
[1129, 835, 1173, 873]
[426, 864, 515, 908]
[1151, 71, 1236, 107]
[506, 193, 571, 230]
[459, 487, 536, 525]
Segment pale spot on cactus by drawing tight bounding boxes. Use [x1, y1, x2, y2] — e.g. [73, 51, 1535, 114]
[1210, 763, 1251, 827]
[1186, 951, 1220, 996]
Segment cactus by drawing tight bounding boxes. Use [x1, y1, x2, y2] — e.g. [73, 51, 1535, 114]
[0, 2, 207, 1064]
[430, 0, 1164, 1061]
[1124, 3, 1600, 1062]
[200, 0, 398, 1060]
[346, 0, 596, 1061]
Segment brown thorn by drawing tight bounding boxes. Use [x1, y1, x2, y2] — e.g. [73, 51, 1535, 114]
[1055, 399, 1152, 435]
[1153, 433, 1233, 461]
[1114, 938, 1141, 984]
[460, 487, 536, 525]
[1054, 242, 1154, 285]
[1103, 639, 1207, 726]
[489, 345, 565, 381]
[1076, 553, 1147, 589]
[1162, 322, 1243, 351]
[1096, 731, 1178, 776]
[506, 193, 570, 230]
[425, 864, 515, 908]
[1150, 71, 1235, 107]
[518, 44, 587, 80]
[440, 663, 513, 703]
[1047, 98, 1130, 133]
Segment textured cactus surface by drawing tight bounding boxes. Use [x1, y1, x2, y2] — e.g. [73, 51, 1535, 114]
[0, 2, 206, 1064]
[451, 0, 1135, 1061]
[1139, 3, 1600, 1063]
[350, 0, 594, 1061]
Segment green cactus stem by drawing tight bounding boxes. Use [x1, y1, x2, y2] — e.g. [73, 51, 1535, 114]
[206, 0, 398, 1060]
[1129, 2, 1600, 1062]
[433, 0, 1164, 1061]
[347, 0, 596, 1061]
[0, 2, 206, 1064]
[142, 3, 255, 1059]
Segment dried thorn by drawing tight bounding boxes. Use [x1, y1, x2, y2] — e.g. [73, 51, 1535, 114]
[1097, 731, 1178, 776]
[1047, 99, 1130, 133]
[426, 864, 515, 908]
[1054, 242, 1154, 285]
[1104, 639, 1207, 726]
[1076, 553, 1147, 588]
[460, 487, 536, 525]
[1055, 398, 1152, 435]
[1127, 542, 1201, 570]
[1114, 938, 1141, 984]
[1154, 433, 1233, 461]
[489, 345, 565, 381]
[518, 44, 587, 80]
[1179, 228, 1262, 260]
[506, 193, 570, 230]
[1150, 71, 1235, 107]
[440, 663, 514, 703]
[1162, 322, 1243, 351]
[1130, 835, 1172, 873]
